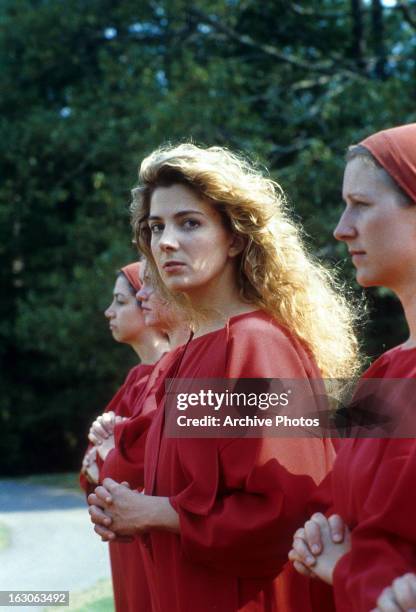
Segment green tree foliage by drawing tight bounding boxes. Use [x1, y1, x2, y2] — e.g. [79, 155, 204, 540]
[1, 0, 415, 473]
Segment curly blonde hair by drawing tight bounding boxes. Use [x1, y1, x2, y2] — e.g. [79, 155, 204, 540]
[131, 143, 360, 379]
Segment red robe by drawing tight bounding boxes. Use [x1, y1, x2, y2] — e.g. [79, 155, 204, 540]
[79, 362, 154, 612]
[322, 346, 416, 611]
[141, 310, 335, 611]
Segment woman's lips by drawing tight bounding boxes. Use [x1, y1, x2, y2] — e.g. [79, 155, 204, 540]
[349, 251, 366, 263]
[162, 261, 186, 273]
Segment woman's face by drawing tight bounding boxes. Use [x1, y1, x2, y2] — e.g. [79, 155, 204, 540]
[136, 264, 173, 329]
[104, 275, 145, 344]
[147, 183, 240, 296]
[334, 157, 416, 290]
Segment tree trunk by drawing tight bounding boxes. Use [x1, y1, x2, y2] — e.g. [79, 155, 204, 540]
[350, 0, 366, 72]
[371, 0, 386, 79]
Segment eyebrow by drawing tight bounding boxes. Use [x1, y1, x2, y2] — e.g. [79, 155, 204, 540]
[148, 209, 205, 221]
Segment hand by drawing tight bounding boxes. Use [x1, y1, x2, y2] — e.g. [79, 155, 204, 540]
[374, 573, 416, 612]
[87, 503, 134, 543]
[289, 512, 346, 566]
[87, 478, 180, 540]
[88, 411, 126, 445]
[95, 433, 115, 461]
[87, 479, 134, 542]
[88, 411, 116, 446]
[88, 478, 155, 537]
[289, 513, 351, 584]
[81, 447, 99, 484]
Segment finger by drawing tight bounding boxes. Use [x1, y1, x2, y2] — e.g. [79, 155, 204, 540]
[403, 573, 416, 601]
[288, 547, 304, 564]
[328, 514, 345, 543]
[99, 413, 116, 435]
[304, 518, 324, 555]
[376, 587, 402, 612]
[293, 560, 315, 578]
[87, 493, 100, 506]
[392, 575, 416, 609]
[291, 536, 317, 567]
[94, 523, 116, 541]
[293, 527, 305, 540]
[91, 421, 109, 440]
[88, 432, 100, 445]
[94, 485, 113, 505]
[88, 505, 112, 527]
[102, 477, 121, 495]
[121, 481, 131, 489]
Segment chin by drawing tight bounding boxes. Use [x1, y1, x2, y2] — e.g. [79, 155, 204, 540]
[355, 271, 378, 288]
[163, 279, 191, 293]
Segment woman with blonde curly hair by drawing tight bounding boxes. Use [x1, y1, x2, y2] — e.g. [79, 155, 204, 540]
[88, 143, 359, 612]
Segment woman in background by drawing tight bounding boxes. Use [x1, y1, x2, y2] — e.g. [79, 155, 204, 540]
[80, 260, 170, 612]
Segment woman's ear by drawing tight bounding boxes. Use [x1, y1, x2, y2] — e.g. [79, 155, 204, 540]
[228, 234, 246, 258]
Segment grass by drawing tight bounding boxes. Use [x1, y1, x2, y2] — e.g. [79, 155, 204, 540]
[0, 522, 11, 551]
[43, 579, 114, 612]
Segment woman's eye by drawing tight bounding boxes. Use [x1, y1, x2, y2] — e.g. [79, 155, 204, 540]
[149, 223, 164, 234]
[183, 218, 200, 230]
[116, 298, 125, 305]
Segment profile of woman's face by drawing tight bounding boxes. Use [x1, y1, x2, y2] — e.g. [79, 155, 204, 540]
[104, 275, 145, 344]
[136, 264, 175, 329]
[334, 157, 416, 290]
[147, 183, 240, 296]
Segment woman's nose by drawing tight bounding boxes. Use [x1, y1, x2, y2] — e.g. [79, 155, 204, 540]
[333, 209, 357, 242]
[158, 226, 179, 251]
[104, 305, 114, 318]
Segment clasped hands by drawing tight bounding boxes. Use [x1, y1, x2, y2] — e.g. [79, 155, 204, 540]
[88, 410, 127, 461]
[87, 477, 180, 542]
[289, 515, 416, 611]
[288, 512, 351, 585]
[88, 477, 152, 543]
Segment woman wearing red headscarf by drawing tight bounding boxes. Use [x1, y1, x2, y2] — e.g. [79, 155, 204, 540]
[80, 260, 181, 612]
[289, 123, 416, 611]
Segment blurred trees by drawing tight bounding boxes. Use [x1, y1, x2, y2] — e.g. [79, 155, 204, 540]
[1, 0, 415, 473]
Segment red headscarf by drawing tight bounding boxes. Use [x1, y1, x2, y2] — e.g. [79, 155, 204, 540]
[360, 123, 416, 203]
[120, 261, 142, 292]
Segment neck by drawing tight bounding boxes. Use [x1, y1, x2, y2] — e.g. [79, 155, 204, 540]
[166, 323, 192, 350]
[392, 284, 416, 348]
[131, 328, 170, 364]
[186, 266, 256, 337]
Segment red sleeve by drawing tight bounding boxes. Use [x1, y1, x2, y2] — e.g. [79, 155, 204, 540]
[306, 469, 335, 516]
[333, 440, 416, 612]
[79, 471, 95, 497]
[171, 437, 328, 577]
[99, 413, 153, 489]
[170, 316, 335, 577]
